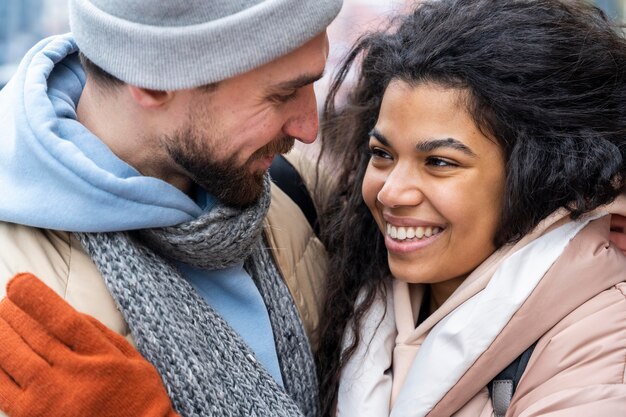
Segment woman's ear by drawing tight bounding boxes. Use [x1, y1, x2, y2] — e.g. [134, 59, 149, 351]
[609, 214, 626, 255]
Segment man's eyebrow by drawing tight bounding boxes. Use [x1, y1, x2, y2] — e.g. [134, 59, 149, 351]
[269, 72, 325, 92]
[369, 129, 476, 157]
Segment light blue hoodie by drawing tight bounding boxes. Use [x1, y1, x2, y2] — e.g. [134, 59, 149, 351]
[0, 34, 202, 231]
[0, 34, 283, 384]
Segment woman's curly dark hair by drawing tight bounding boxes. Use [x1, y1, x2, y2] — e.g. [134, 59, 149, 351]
[315, 1, 626, 415]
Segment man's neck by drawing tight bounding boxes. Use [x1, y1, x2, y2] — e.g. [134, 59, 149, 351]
[76, 81, 131, 158]
[76, 81, 192, 194]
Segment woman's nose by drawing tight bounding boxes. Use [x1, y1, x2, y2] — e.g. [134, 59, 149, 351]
[376, 167, 425, 208]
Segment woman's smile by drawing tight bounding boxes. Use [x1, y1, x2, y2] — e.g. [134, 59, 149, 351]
[383, 213, 447, 253]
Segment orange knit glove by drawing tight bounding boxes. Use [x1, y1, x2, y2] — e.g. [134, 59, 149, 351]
[0, 273, 181, 417]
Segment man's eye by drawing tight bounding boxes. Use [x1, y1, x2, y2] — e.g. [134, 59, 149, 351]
[272, 91, 298, 103]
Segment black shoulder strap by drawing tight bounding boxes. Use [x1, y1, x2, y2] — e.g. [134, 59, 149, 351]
[488, 342, 537, 417]
[269, 154, 320, 236]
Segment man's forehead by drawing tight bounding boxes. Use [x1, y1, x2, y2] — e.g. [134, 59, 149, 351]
[262, 32, 329, 82]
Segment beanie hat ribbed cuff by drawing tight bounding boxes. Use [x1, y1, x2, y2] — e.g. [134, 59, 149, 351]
[70, 0, 343, 90]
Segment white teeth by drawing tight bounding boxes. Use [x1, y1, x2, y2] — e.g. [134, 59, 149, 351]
[386, 223, 442, 241]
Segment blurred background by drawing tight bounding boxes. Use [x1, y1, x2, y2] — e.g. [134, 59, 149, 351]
[1, 0, 624, 90]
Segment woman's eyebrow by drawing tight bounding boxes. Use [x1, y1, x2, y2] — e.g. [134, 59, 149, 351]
[368, 128, 390, 146]
[415, 137, 477, 157]
[369, 129, 477, 158]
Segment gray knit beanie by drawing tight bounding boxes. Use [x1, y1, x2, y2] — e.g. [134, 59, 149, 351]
[69, 0, 343, 90]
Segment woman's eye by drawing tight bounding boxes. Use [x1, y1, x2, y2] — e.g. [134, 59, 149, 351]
[368, 147, 392, 160]
[426, 157, 457, 168]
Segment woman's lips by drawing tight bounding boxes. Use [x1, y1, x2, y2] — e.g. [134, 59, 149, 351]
[384, 222, 445, 253]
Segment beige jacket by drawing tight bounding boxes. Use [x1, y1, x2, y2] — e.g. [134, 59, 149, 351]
[338, 205, 626, 417]
[0, 159, 327, 351]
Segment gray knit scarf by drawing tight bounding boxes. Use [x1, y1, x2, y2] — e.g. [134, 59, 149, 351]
[75, 176, 318, 417]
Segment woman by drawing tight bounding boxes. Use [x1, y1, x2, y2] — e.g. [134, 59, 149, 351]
[1, 1, 626, 416]
[315, 0, 626, 416]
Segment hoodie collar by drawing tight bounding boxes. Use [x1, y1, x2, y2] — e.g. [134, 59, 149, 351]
[0, 34, 205, 232]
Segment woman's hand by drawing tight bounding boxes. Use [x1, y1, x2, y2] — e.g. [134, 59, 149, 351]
[610, 214, 626, 255]
[0, 273, 180, 417]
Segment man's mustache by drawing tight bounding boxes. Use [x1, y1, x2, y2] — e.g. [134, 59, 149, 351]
[251, 136, 295, 161]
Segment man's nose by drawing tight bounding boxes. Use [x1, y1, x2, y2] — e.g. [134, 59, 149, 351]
[283, 85, 319, 144]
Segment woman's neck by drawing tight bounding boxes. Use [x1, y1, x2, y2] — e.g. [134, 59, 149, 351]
[428, 275, 467, 314]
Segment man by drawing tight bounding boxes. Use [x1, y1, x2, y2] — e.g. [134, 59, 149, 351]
[0, 0, 342, 416]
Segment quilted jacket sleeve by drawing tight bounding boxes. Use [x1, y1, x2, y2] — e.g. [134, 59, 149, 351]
[509, 283, 626, 417]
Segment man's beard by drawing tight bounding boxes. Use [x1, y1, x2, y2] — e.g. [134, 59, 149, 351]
[163, 126, 294, 208]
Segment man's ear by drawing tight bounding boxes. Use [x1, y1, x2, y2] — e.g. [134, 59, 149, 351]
[127, 85, 175, 108]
